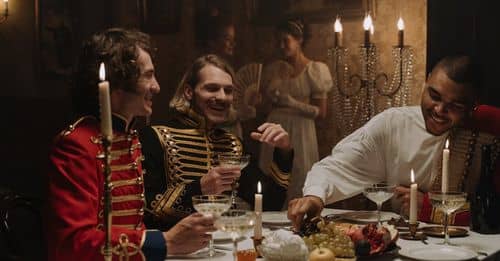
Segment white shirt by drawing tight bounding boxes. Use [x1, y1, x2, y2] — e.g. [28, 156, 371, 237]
[303, 106, 448, 205]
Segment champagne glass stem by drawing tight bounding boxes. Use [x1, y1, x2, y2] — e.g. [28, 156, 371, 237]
[377, 203, 382, 227]
[443, 213, 450, 245]
[209, 238, 215, 257]
[231, 184, 237, 209]
[232, 238, 238, 261]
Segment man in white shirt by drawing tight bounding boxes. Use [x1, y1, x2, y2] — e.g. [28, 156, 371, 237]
[287, 55, 481, 229]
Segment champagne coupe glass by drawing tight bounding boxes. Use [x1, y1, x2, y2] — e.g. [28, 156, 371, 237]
[215, 210, 256, 261]
[217, 153, 251, 208]
[363, 183, 396, 226]
[192, 195, 232, 257]
[429, 191, 467, 245]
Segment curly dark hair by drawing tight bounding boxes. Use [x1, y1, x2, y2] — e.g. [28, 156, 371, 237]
[276, 18, 311, 47]
[72, 28, 155, 116]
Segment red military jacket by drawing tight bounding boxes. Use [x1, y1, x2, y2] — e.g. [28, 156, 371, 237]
[46, 115, 165, 260]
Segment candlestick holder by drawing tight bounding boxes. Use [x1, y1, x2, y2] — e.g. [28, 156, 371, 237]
[400, 222, 426, 240]
[329, 43, 414, 137]
[251, 236, 265, 258]
[98, 137, 113, 261]
[0, 1, 8, 24]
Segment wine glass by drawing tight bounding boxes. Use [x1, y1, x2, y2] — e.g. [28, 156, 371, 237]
[214, 210, 256, 261]
[363, 183, 396, 226]
[192, 195, 232, 257]
[217, 153, 251, 208]
[429, 191, 467, 245]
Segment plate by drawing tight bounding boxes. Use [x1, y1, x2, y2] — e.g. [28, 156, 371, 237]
[399, 245, 477, 260]
[421, 226, 469, 237]
[262, 211, 291, 225]
[338, 211, 400, 223]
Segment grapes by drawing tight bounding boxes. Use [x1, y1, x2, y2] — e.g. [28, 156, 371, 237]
[302, 220, 355, 258]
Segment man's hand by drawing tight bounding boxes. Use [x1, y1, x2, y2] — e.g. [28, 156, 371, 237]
[164, 213, 215, 255]
[200, 166, 241, 195]
[394, 185, 424, 217]
[250, 123, 292, 151]
[287, 196, 324, 231]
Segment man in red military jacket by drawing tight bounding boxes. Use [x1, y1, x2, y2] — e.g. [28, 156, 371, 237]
[46, 28, 214, 260]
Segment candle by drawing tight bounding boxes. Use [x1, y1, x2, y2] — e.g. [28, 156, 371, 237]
[363, 14, 373, 46]
[397, 17, 405, 47]
[334, 17, 343, 47]
[4, 0, 8, 15]
[442, 139, 450, 192]
[254, 181, 263, 239]
[409, 169, 417, 224]
[98, 63, 113, 140]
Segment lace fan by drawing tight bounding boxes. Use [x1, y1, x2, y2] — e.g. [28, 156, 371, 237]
[233, 63, 262, 120]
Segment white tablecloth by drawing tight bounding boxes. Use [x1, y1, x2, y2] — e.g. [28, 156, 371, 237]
[166, 208, 500, 260]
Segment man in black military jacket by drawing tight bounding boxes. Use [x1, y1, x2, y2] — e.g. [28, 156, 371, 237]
[140, 54, 293, 229]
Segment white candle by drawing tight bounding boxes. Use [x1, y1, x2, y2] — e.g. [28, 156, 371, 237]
[397, 17, 405, 47]
[409, 169, 417, 224]
[98, 63, 113, 140]
[334, 17, 343, 47]
[442, 139, 450, 192]
[363, 14, 373, 46]
[254, 181, 263, 239]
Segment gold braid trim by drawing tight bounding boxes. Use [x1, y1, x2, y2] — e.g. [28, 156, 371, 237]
[113, 208, 144, 217]
[111, 234, 145, 261]
[60, 116, 96, 137]
[150, 182, 191, 219]
[112, 193, 145, 203]
[110, 157, 141, 172]
[110, 177, 143, 188]
[268, 163, 290, 188]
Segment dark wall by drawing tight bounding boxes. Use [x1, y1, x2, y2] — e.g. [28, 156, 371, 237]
[427, 0, 500, 106]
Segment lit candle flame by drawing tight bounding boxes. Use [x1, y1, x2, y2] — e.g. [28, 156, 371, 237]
[257, 181, 262, 194]
[4, 0, 8, 3]
[334, 18, 343, 33]
[99, 63, 106, 81]
[445, 139, 449, 149]
[397, 17, 405, 31]
[363, 14, 373, 31]
[411, 169, 415, 183]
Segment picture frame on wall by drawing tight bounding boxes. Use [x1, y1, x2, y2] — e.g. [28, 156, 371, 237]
[140, 0, 182, 34]
[36, 0, 76, 80]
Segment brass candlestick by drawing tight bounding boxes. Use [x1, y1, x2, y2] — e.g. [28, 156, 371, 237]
[100, 137, 113, 261]
[400, 222, 426, 240]
[251, 236, 265, 258]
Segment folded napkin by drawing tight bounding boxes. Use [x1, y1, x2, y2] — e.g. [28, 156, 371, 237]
[259, 229, 308, 261]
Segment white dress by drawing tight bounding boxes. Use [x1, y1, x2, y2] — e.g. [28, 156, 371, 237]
[303, 106, 448, 210]
[259, 60, 333, 207]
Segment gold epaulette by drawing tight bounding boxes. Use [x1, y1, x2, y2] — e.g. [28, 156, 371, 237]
[59, 116, 97, 137]
[268, 162, 290, 189]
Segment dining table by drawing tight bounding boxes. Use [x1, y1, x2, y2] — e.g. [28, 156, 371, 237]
[166, 208, 500, 260]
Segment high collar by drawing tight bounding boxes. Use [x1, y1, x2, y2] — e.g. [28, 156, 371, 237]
[175, 108, 207, 129]
[112, 113, 136, 132]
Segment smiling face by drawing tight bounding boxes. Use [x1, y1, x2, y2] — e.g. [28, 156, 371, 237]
[112, 47, 160, 120]
[420, 68, 475, 136]
[184, 64, 234, 128]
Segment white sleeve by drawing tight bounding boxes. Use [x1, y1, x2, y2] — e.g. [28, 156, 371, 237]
[302, 111, 389, 204]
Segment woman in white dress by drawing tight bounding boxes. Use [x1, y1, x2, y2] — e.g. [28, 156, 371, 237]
[259, 19, 333, 208]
